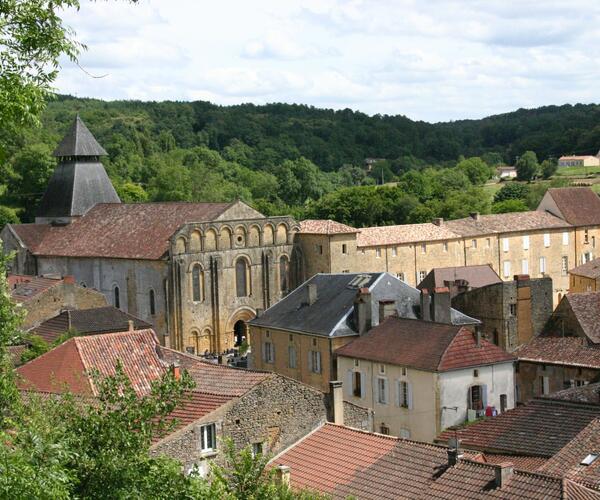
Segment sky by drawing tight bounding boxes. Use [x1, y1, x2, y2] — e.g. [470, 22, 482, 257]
[56, 0, 600, 123]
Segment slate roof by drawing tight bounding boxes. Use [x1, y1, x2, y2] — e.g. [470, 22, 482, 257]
[542, 188, 600, 227]
[357, 222, 460, 247]
[9, 275, 63, 302]
[249, 273, 477, 338]
[564, 293, 600, 344]
[436, 398, 600, 458]
[11, 201, 233, 260]
[515, 337, 600, 369]
[445, 211, 571, 237]
[53, 115, 108, 157]
[299, 219, 359, 235]
[30, 306, 152, 343]
[417, 265, 502, 291]
[335, 317, 514, 372]
[570, 258, 600, 279]
[544, 383, 600, 404]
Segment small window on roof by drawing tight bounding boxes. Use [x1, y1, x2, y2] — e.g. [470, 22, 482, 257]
[581, 453, 599, 466]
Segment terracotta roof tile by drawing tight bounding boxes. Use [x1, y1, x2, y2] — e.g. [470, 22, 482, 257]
[335, 317, 514, 372]
[437, 398, 600, 457]
[543, 188, 600, 227]
[565, 293, 600, 343]
[9, 275, 63, 302]
[570, 258, 600, 280]
[10, 201, 233, 260]
[516, 337, 600, 369]
[445, 211, 571, 237]
[299, 219, 359, 235]
[475, 453, 548, 472]
[357, 223, 460, 247]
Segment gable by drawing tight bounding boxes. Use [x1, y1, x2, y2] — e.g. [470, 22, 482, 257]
[216, 200, 265, 221]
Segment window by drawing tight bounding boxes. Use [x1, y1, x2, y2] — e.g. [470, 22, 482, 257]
[503, 260, 511, 278]
[341, 244, 347, 254]
[309, 350, 321, 373]
[471, 239, 477, 249]
[149, 289, 156, 315]
[399, 428, 411, 439]
[235, 258, 250, 297]
[523, 235, 529, 250]
[562, 256, 569, 276]
[279, 256, 289, 294]
[288, 345, 297, 369]
[354, 359, 359, 367]
[401, 367, 407, 376]
[376, 248, 382, 258]
[539, 257, 546, 274]
[397, 380, 411, 409]
[392, 247, 398, 257]
[353, 371, 362, 397]
[200, 423, 216, 452]
[252, 442, 263, 457]
[421, 244, 427, 254]
[585, 230, 589, 244]
[502, 238, 509, 252]
[509, 303, 517, 316]
[316, 244, 323, 255]
[544, 233, 550, 247]
[521, 259, 529, 274]
[584, 252, 593, 264]
[500, 394, 507, 413]
[377, 377, 388, 404]
[486, 238, 491, 248]
[263, 341, 274, 364]
[593, 236, 597, 249]
[397, 272, 405, 282]
[539, 376, 549, 395]
[563, 232, 569, 246]
[473, 369, 479, 378]
[468, 385, 485, 411]
[380, 423, 390, 435]
[379, 364, 385, 374]
[418, 270, 427, 282]
[192, 265, 204, 302]
[113, 286, 120, 309]
[443, 242, 448, 252]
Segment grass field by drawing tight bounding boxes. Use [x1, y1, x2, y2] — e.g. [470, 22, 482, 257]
[555, 165, 600, 176]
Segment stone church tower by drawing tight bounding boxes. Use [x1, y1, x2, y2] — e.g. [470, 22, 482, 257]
[36, 115, 121, 224]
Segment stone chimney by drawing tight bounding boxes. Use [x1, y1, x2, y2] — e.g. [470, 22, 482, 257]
[330, 381, 344, 425]
[307, 283, 318, 306]
[353, 288, 372, 335]
[420, 289, 431, 321]
[432, 217, 444, 226]
[431, 287, 451, 324]
[378, 300, 396, 323]
[170, 363, 181, 381]
[128, 319, 135, 332]
[470, 212, 480, 220]
[447, 437, 463, 466]
[515, 274, 533, 345]
[494, 462, 514, 489]
[276, 465, 291, 487]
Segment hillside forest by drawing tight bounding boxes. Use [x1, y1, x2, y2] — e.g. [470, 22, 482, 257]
[1, 96, 599, 228]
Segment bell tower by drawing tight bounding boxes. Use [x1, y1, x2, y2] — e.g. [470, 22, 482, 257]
[35, 115, 121, 224]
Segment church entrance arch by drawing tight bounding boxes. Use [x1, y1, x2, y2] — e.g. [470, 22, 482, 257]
[234, 320, 246, 347]
[226, 308, 256, 351]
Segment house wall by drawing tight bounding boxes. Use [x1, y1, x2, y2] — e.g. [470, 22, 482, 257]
[438, 362, 515, 430]
[573, 227, 600, 268]
[337, 355, 437, 442]
[516, 361, 600, 403]
[0, 226, 37, 275]
[569, 273, 599, 293]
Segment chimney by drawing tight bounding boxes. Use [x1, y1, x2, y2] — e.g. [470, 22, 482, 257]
[470, 212, 480, 220]
[255, 308, 263, 318]
[474, 326, 482, 347]
[378, 300, 396, 323]
[63, 275, 75, 285]
[353, 288, 372, 335]
[128, 319, 135, 332]
[431, 287, 451, 324]
[276, 465, 291, 487]
[494, 462, 514, 489]
[307, 283, 318, 306]
[447, 437, 463, 466]
[329, 380, 344, 425]
[432, 217, 444, 226]
[420, 289, 431, 321]
[170, 363, 181, 381]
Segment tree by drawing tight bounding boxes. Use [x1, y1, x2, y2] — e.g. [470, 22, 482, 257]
[492, 199, 529, 214]
[0, 206, 19, 230]
[515, 151, 539, 182]
[494, 183, 531, 203]
[456, 157, 493, 185]
[541, 158, 558, 179]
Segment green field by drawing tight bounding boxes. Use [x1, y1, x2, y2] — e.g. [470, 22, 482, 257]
[555, 165, 600, 176]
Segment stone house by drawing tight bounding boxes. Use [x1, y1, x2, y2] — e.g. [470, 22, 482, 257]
[558, 155, 600, 167]
[335, 317, 515, 442]
[451, 274, 553, 351]
[514, 337, 600, 403]
[568, 257, 600, 292]
[16, 328, 372, 474]
[1, 116, 302, 353]
[8, 274, 107, 329]
[417, 264, 502, 298]
[248, 272, 477, 393]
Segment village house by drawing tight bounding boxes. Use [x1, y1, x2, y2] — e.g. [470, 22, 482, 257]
[514, 337, 600, 403]
[15, 328, 372, 475]
[558, 155, 600, 167]
[1, 116, 302, 353]
[417, 264, 502, 298]
[248, 272, 477, 392]
[569, 257, 600, 292]
[451, 274, 553, 351]
[335, 316, 515, 442]
[269, 423, 596, 499]
[496, 165, 517, 179]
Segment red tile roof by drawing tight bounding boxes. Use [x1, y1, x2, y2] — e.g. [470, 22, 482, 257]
[543, 188, 600, 227]
[436, 398, 600, 457]
[299, 219, 359, 235]
[9, 275, 63, 302]
[516, 337, 600, 369]
[475, 453, 548, 472]
[10, 201, 234, 260]
[565, 293, 600, 343]
[335, 317, 514, 372]
[570, 258, 600, 280]
[357, 222, 460, 246]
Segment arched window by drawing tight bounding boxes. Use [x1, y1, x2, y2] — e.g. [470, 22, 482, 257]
[113, 285, 120, 309]
[192, 265, 204, 302]
[279, 255, 289, 294]
[236, 258, 250, 297]
[149, 289, 156, 315]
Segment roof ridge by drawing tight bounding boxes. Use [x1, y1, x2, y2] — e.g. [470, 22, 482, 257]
[159, 346, 272, 375]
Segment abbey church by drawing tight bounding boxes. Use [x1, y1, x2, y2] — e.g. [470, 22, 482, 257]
[1, 116, 303, 353]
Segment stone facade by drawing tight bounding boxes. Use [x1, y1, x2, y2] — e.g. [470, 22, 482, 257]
[451, 276, 553, 351]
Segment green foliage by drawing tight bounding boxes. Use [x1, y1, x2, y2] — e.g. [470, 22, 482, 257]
[492, 199, 530, 214]
[541, 158, 558, 179]
[494, 183, 531, 203]
[20, 334, 49, 364]
[516, 151, 539, 182]
[115, 181, 149, 203]
[0, 205, 19, 230]
[456, 157, 493, 185]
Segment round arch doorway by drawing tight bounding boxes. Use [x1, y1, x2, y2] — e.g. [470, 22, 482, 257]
[234, 319, 247, 347]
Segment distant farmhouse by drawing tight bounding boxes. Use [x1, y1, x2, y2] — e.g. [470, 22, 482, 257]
[558, 152, 600, 167]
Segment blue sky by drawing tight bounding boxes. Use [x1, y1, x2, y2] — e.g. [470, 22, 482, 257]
[56, 0, 600, 122]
